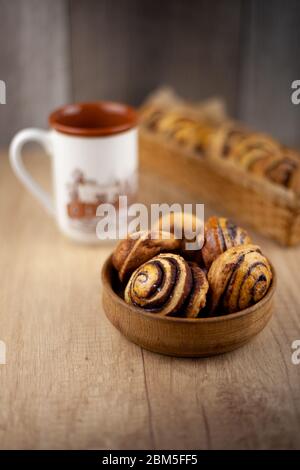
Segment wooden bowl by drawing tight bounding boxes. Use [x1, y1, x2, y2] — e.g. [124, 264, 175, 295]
[101, 256, 276, 357]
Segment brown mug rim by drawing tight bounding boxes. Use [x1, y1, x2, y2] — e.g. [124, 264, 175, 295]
[49, 101, 138, 137]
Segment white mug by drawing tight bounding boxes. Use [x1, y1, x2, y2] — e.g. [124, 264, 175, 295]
[9, 101, 138, 243]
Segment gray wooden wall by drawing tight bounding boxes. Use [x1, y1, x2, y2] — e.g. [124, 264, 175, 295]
[0, 0, 299, 148]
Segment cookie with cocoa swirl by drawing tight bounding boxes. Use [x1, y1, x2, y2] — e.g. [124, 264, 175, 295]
[201, 216, 251, 269]
[112, 231, 181, 283]
[208, 244, 272, 314]
[185, 261, 209, 317]
[154, 211, 204, 263]
[124, 254, 209, 317]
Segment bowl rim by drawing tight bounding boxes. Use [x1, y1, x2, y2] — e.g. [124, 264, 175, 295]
[101, 254, 276, 324]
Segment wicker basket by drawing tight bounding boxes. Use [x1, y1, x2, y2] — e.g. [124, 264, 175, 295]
[139, 129, 300, 246]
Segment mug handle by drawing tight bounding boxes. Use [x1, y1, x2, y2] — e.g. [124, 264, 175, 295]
[9, 129, 55, 216]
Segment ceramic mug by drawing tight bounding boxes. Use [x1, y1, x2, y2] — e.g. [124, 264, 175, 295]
[9, 102, 138, 242]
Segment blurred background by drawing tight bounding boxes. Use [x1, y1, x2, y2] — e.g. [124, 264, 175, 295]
[0, 0, 299, 148]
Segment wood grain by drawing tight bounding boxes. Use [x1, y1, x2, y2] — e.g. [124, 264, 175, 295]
[238, 0, 300, 147]
[1, 0, 300, 150]
[0, 0, 71, 147]
[0, 150, 300, 449]
[70, 0, 242, 113]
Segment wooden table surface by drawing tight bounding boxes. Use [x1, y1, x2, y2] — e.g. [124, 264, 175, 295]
[0, 150, 300, 450]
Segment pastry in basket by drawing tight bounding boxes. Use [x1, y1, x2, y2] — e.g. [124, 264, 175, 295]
[201, 216, 251, 269]
[193, 124, 216, 155]
[156, 113, 196, 138]
[166, 120, 216, 155]
[112, 230, 181, 283]
[264, 150, 300, 192]
[208, 244, 272, 314]
[124, 253, 209, 317]
[172, 122, 197, 147]
[138, 88, 300, 245]
[229, 134, 281, 177]
[231, 135, 300, 192]
[230, 133, 280, 168]
[207, 122, 247, 158]
[138, 104, 165, 131]
[140, 90, 299, 196]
